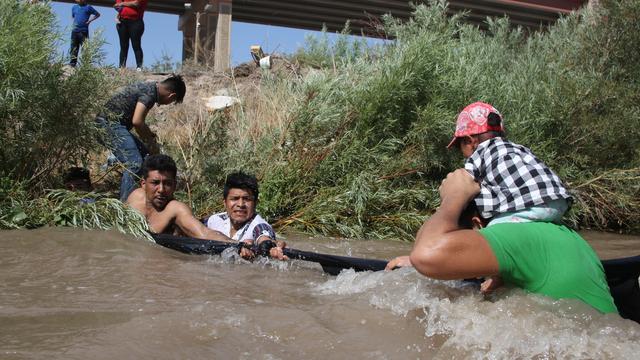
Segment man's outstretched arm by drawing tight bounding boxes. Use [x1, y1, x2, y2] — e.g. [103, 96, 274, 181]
[173, 204, 256, 259]
[410, 169, 499, 280]
[172, 203, 234, 242]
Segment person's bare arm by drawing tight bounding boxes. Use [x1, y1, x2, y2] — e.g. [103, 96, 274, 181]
[172, 203, 233, 242]
[87, 11, 101, 24]
[125, 188, 145, 213]
[131, 102, 160, 154]
[115, 0, 140, 8]
[410, 169, 499, 280]
[384, 255, 412, 270]
[480, 276, 504, 294]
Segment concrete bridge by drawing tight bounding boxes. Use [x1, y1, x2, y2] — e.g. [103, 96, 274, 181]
[57, 0, 589, 71]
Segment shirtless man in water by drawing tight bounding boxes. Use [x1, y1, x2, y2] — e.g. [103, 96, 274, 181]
[127, 154, 285, 260]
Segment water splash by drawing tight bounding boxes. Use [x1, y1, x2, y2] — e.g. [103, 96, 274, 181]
[314, 267, 640, 358]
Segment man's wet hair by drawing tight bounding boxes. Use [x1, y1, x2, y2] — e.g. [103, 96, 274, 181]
[160, 74, 186, 103]
[458, 201, 482, 229]
[141, 154, 177, 179]
[224, 172, 259, 200]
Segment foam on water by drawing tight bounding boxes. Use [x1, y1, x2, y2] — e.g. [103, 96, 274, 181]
[212, 247, 308, 273]
[3, 228, 640, 359]
[315, 267, 640, 359]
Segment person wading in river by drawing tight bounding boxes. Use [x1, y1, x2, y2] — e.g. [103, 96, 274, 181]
[127, 154, 286, 260]
[387, 169, 617, 314]
[205, 172, 288, 260]
[434, 101, 575, 295]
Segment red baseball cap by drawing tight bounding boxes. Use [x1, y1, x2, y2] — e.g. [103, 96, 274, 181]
[447, 102, 505, 149]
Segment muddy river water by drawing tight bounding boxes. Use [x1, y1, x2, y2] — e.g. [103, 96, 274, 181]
[1, 227, 640, 359]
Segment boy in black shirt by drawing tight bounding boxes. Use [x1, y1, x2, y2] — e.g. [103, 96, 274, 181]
[96, 74, 185, 201]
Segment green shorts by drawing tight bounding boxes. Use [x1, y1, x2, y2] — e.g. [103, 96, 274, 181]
[479, 222, 618, 314]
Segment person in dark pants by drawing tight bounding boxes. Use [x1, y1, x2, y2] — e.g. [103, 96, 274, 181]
[69, 0, 100, 67]
[96, 75, 186, 201]
[114, 0, 147, 70]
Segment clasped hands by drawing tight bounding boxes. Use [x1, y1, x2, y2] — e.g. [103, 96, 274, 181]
[237, 239, 288, 261]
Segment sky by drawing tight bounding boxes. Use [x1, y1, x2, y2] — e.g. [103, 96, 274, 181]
[50, 3, 373, 68]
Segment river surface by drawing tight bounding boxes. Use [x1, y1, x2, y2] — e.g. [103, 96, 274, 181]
[1, 227, 640, 359]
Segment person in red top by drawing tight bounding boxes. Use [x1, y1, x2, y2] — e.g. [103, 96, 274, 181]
[114, 0, 147, 70]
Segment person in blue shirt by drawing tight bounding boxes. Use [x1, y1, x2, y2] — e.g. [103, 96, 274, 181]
[69, 0, 100, 67]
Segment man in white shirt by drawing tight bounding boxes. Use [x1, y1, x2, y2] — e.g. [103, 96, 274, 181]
[206, 172, 287, 260]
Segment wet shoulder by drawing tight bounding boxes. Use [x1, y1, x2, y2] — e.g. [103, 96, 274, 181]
[165, 199, 193, 215]
[125, 188, 146, 213]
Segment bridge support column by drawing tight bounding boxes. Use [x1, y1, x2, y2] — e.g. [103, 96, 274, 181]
[213, 0, 232, 72]
[178, 0, 232, 72]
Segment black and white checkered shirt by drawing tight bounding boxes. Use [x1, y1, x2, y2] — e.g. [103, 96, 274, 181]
[464, 138, 572, 219]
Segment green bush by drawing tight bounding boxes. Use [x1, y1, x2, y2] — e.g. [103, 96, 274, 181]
[0, 1, 109, 190]
[0, 2, 143, 235]
[190, 0, 639, 238]
[0, 179, 150, 239]
[291, 24, 376, 69]
[3, 1, 638, 239]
